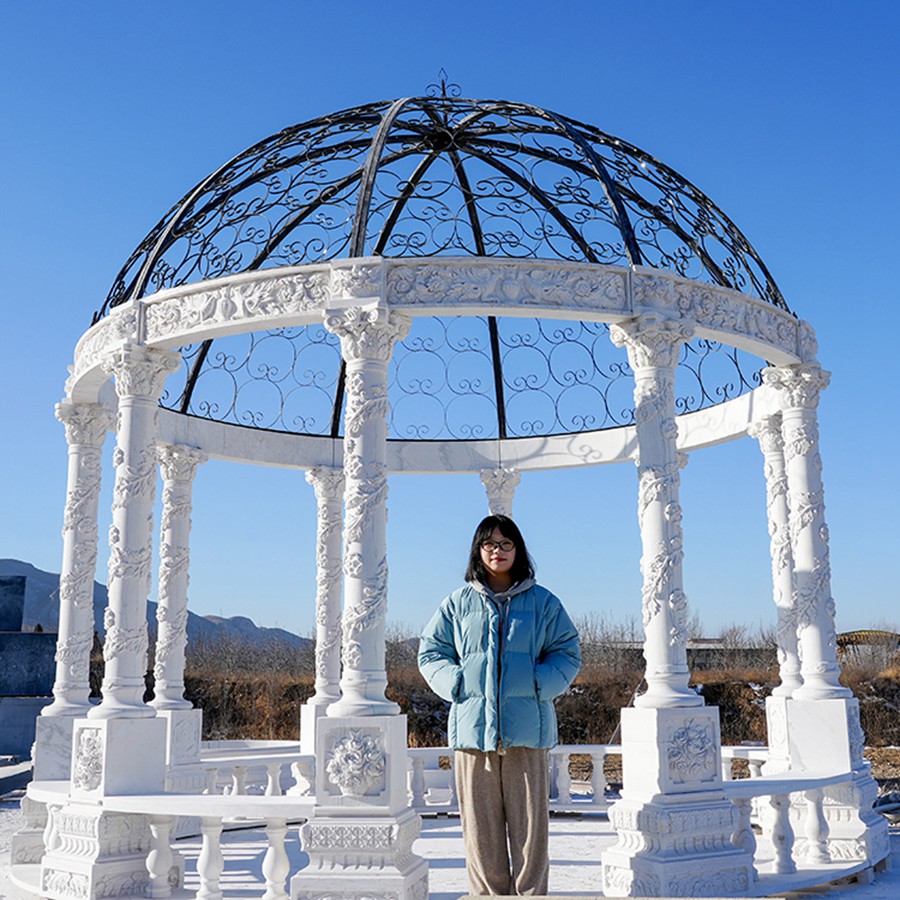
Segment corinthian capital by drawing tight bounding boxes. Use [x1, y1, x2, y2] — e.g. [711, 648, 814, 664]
[306, 466, 346, 501]
[324, 306, 411, 362]
[610, 313, 694, 369]
[747, 413, 784, 455]
[763, 363, 830, 411]
[101, 344, 181, 400]
[158, 443, 208, 483]
[56, 401, 113, 448]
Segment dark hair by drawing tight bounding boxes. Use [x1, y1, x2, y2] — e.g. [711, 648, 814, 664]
[464, 515, 535, 585]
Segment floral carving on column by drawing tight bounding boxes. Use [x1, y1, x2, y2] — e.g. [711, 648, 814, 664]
[763, 363, 849, 700]
[610, 313, 701, 708]
[748, 413, 801, 697]
[90, 344, 180, 719]
[480, 468, 521, 517]
[44, 402, 113, 717]
[153, 443, 206, 709]
[324, 305, 410, 716]
[325, 730, 386, 796]
[306, 466, 345, 706]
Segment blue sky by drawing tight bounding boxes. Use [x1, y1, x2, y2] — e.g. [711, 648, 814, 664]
[1, 2, 898, 637]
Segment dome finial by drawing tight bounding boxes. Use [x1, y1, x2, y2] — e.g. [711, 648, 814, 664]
[426, 68, 461, 98]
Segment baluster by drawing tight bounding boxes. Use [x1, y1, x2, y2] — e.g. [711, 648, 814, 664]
[590, 751, 606, 806]
[232, 764, 248, 795]
[557, 752, 572, 804]
[768, 793, 797, 875]
[196, 817, 224, 900]
[265, 763, 283, 797]
[147, 815, 175, 898]
[748, 758, 764, 779]
[288, 758, 315, 795]
[802, 788, 830, 864]
[731, 798, 758, 880]
[261, 817, 290, 900]
[43, 803, 60, 854]
[448, 755, 458, 809]
[410, 755, 426, 808]
[203, 768, 219, 795]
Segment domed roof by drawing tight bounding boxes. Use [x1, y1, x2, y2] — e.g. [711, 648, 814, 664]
[99, 87, 786, 318]
[97, 86, 788, 442]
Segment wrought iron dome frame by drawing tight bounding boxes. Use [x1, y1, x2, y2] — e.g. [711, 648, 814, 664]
[96, 85, 793, 443]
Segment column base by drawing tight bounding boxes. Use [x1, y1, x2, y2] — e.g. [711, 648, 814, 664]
[40, 803, 183, 900]
[292, 809, 428, 900]
[602, 796, 753, 897]
[300, 700, 333, 756]
[71, 718, 167, 798]
[155, 707, 202, 767]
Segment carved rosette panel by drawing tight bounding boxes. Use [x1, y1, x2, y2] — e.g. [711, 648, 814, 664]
[307, 467, 345, 693]
[480, 468, 521, 517]
[666, 718, 717, 784]
[324, 729, 386, 796]
[73, 727, 104, 791]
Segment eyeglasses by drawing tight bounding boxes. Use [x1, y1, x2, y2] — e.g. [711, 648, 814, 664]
[481, 539, 515, 553]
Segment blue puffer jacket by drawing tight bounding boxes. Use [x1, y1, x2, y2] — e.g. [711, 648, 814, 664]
[418, 580, 581, 752]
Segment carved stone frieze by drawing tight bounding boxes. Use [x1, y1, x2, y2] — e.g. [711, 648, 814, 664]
[73, 307, 139, 382]
[331, 263, 383, 301]
[143, 271, 330, 343]
[42, 868, 90, 899]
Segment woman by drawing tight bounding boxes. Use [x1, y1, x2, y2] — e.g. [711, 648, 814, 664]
[418, 515, 581, 896]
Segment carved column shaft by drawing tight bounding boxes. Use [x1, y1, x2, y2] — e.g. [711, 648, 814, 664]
[749, 413, 801, 697]
[44, 402, 113, 717]
[152, 443, 206, 709]
[325, 306, 410, 717]
[90, 345, 180, 719]
[763, 364, 849, 700]
[480, 468, 521, 518]
[611, 315, 701, 709]
[306, 466, 345, 706]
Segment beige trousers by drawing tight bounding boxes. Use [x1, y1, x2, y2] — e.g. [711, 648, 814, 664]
[454, 747, 549, 896]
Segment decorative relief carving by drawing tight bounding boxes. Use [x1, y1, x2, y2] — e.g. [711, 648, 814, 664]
[158, 443, 207, 483]
[387, 261, 628, 312]
[305, 821, 395, 850]
[73, 728, 104, 791]
[610, 313, 694, 370]
[325, 306, 411, 362]
[111, 446, 158, 509]
[325, 730, 386, 796]
[74, 307, 139, 381]
[342, 557, 388, 670]
[670, 868, 750, 896]
[667, 718, 717, 783]
[331, 263, 382, 300]
[480, 468, 521, 517]
[42, 868, 90, 899]
[143, 272, 329, 343]
[101, 345, 180, 400]
[102, 615, 149, 666]
[763, 363, 830, 411]
[57, 402, 113, 448]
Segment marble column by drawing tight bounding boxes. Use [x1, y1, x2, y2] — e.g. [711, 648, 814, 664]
[90, 344, 180, 719]
[610, 314, 701, 709]
[300, 466, 344, 754]
[763, 363, 849, 701]
[44, 402, 113, 717]
[480, 467, 520, 517]
[748, 413, 802, 698]
[324, 306, 410, 717]
[152, 443, 206, 709]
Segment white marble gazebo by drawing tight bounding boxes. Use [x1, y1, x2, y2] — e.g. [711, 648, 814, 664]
[16, 89, 889, 899]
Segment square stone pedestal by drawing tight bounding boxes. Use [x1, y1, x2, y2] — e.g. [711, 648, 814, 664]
[601, 706, 754, 897]
[155, 707, 202, 767]
[70, 717, 167, 798]
[299, 700, 330, 757]
[786, 698, 890, 867]
[33, 715, 77, 781]
[290, 715, 428, 900]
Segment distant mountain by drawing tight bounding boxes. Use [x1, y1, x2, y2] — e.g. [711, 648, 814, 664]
[0, 559, 310, 650]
